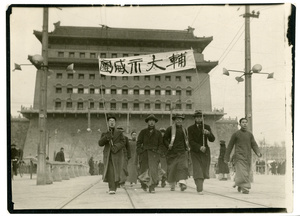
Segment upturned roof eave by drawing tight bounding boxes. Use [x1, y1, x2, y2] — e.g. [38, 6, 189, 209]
[33, 30, 213, 44]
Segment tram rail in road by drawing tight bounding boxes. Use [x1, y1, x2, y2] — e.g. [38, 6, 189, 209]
[10, 174, 288, 212]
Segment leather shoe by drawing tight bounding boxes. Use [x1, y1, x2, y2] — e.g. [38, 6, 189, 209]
[149, 185, 155, 193]
[179, 183, 187, 191]
[242, 188, 249, 194]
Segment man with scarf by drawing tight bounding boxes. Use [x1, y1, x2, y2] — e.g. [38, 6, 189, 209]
[188, 110, 215, 195]
[136, 114, 164, 193]
[163, 114, 190, 191]
[98, 116, 125, 194]
[224, 118, 262, 194]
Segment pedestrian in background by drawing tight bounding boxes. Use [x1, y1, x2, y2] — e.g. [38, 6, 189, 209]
[55, 147, 65, 162]
[163, 114, 189, 191]
[217, 140, 229, 180]
[157, 128, 167, 188]
[127, 131, 138, 186]
[11, 142, 21, 176]
[88, 156, 94, 175]
[98, 116, 126, 195]
[117, 126, 131, 187]
[94, 161, 99, 175]
[224, 118, 262, 194]
[136, 114, 164, 193]
[98, 160, 104, 175]
[188, 110, 215, 195]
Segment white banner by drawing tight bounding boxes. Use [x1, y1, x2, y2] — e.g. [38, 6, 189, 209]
[98, 49, 196, 76]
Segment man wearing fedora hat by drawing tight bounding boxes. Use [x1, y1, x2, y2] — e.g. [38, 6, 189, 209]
[98, 115, 126, 194]
[163, 113, 190, 192]
[136, 114, 164, 193]
[188, 110, 215, 195]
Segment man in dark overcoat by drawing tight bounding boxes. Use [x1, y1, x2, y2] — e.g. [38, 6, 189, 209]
[117, 126, 131, 187]
[55, 147, 65, 162]
[188, 110, 215, 194]
[136, 114, 164, 193]
[163, 114, 190, 191]
[98, 116, 126, 194]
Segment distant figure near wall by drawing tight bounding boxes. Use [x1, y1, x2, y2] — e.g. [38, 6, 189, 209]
[55, 147, 65, 162]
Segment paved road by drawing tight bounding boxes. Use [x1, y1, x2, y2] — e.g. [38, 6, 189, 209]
[10, 174, 290, 212]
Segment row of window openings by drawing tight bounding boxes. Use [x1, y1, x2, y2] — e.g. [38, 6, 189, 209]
[58, 52, 136, 59]
[56, 88, 192, 96]
[55, 102, 192, 110]
[57, 73, 192, 82]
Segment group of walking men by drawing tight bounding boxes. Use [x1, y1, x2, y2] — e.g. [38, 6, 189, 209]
[98, 110, 262, 195]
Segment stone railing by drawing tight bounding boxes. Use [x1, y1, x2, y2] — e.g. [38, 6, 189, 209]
[30, 158, 89, 184]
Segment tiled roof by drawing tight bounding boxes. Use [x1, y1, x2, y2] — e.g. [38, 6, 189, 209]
[34, 25, 212, 43]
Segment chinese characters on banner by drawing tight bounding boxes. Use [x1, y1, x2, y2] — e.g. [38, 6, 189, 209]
[98, 49, 196, 76]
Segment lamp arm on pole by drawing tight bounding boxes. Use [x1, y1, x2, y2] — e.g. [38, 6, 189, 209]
[227, 69, 245, 73]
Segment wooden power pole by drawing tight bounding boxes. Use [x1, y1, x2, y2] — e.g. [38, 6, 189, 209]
[37, 7, 49, 185]
[244, 5, 259, 133]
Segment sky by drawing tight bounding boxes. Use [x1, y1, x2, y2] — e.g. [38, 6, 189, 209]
[9, 4, 293, 146]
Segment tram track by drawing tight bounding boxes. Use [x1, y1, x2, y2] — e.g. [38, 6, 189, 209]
[58, 179, 137, 209]
[57, 178, 103, 209]
[186, 185, 271, 208]
[123, 186, 137, 209]
[58, 179, 273, 209]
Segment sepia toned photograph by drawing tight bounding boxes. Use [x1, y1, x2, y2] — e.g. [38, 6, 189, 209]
[7, 3, 295, 214]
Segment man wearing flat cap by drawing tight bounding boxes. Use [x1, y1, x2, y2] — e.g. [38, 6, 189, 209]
[217, 140, 230, 181]
[188, 110, 215, 195]
[98, 116, 126, 194]
[163, 113, 190, 191]
[136, 114, 164, 193]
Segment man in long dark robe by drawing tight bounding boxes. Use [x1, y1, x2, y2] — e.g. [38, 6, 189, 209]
[163, 114, 189, 191]
[136, 114, 164, 193]
[98, 116, 125, 194]
[188, 110, 215, 195]
[224, 118, 262, 194]
[127, 131, 138, 186]
[117, 126, 131, 187]
[217, 140, 229, 180]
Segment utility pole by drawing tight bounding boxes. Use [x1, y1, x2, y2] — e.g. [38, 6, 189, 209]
[37, 7, 49, 185]
[243, 5, 259, 133]
[243, 5, 259, 183]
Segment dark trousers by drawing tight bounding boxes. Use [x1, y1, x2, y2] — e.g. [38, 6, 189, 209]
[194, 178, 204, 192]
[107, 158, 119, 191]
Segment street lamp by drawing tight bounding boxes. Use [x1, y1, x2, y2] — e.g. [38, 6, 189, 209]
[13, 52, 49, 185]
[223, 64, 274, 132]
[223, 65, 274, 82]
